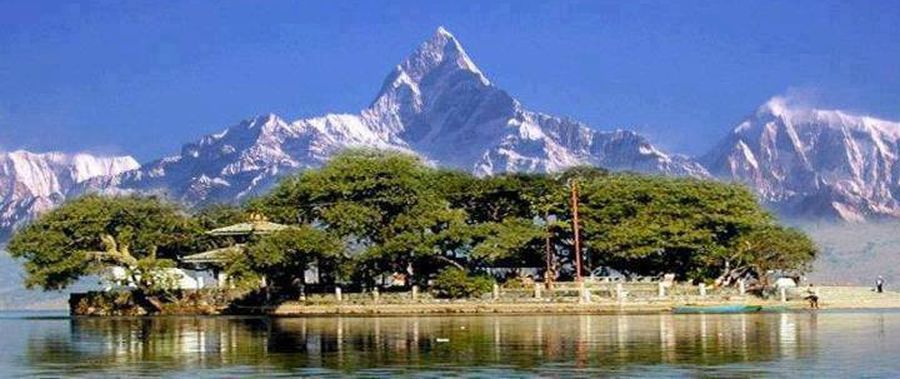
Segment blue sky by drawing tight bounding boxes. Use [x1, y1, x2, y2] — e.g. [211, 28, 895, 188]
[1, 1, 898, 161]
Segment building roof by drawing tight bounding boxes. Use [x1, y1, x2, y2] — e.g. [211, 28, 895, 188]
[205, 220, 291, 236]
[182, 244, 246, 265]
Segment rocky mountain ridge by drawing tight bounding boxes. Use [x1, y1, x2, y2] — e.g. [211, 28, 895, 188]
[2, 27, 899, 237]
[703, 97, 900, 222]
[73, 27, 707, 208]
[0, 150, 139, 237]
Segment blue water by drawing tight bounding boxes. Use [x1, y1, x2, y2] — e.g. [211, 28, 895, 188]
[0, 310, 898, 377]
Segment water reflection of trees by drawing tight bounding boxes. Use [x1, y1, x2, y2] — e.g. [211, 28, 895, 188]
[26, 313, 819, 375]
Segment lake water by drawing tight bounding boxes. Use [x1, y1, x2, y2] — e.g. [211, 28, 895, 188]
[1, 310, 898, 377]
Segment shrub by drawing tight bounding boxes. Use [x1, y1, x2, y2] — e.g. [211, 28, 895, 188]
[431, 267, 495, 299]
[70, 291, 146, 316]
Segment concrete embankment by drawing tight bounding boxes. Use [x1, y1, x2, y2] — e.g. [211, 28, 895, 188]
[68, 285, 900, 316]
[270, 286, 900, 316]
[271, 301, 751, 316]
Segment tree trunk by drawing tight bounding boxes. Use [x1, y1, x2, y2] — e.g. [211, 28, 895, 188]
[435, 255, 465, 270]
[131, 289, 163, 314]
[714, 266, 751, 288]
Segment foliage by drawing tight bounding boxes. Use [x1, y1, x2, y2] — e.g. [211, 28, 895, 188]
[194, 203, 247, 230]
[469, 218, 546, 267]
[250, 150, 817, 286]
[253, 150, 479, 287]
[731, 225, 817, 279]
[227, 227, 345, 292]
[576, 174, 801, 281]
[431, 267, 495, 299]
[7, 195, 200, 292]
[9, 150, 819, 299]
[116, 255, 180, 297]
[71, 291, 146, 316]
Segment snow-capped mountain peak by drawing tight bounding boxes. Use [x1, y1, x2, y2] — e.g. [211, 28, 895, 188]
[8, 30, 900, 233]
[0, 27, 717, 238]
[754, 96, 900, 137]
[0, 150, 138, 237]
[69, 153, 141, 183]
[756, 96, 791, 118]
[705, 96, 900, 221]
[394, 26, 489, 87]
[71, 26, 702, 210]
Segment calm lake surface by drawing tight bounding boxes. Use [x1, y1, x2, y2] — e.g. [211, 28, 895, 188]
[1, 310, 898, 377]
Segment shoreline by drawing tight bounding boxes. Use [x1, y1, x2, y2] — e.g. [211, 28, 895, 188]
[264, 285, 900, 316]
[269, 301, 782, 316]
[36, 285, 900, 316]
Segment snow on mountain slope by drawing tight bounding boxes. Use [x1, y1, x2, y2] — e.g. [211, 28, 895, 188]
[75, 114, 414, 206]
[5, 28, 899, 229]
[78, 27, 704, 208]
[0, 151, 139, 237]
[703, 96, 900, 221]
[367, 26, 706, 177]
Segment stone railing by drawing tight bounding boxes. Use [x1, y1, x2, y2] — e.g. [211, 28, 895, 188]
[293, 280, 751, 306]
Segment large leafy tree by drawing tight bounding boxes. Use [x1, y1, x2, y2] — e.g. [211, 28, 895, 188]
[577, 174, 790, 280]
[253, 150, 470, 286]
[9, 150, 819, 303]
[250, 150, 817, 286]
[7, 195, 201, 294]
[226, 227, 345, 293]
[720, 225, 817, 285]
[194, 203, 247, 230]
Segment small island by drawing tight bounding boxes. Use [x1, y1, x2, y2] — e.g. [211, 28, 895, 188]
[7, 150, 824, 316]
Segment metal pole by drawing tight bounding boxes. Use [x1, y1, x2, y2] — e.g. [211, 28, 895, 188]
[544, 208, 553, 289]
[570, 180, 583, 282]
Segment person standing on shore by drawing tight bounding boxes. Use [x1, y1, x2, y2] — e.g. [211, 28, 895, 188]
[875, 276, 885, 293]
[804, 284, 820, 309]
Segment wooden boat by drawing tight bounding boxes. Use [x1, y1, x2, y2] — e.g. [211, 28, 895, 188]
[672, 305, 763, 314]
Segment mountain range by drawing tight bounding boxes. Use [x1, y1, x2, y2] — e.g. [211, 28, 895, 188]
[3, 27, 900, 238]
[0, 151, 138, 238]
[703, 97, 900, 222]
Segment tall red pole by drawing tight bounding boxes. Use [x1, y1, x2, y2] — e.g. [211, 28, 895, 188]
[571, 180, 582, 282]
[544, 207, 553, 288]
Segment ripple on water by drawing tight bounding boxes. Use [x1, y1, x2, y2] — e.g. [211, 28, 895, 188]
[0, 311, 898, 377]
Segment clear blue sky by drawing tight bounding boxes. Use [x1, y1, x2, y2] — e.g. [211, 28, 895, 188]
[1, 1, 898, 161]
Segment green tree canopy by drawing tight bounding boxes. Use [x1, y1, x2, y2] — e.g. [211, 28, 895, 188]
[252, 150, 459, 285]
[226, 226, 345, 292]
[576, 174, 794, 280]
[7, 195, 200, 293]
[227, 150, 819, 288]
[249, 150, 819, 286]
[726, 225, 817, 284]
